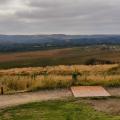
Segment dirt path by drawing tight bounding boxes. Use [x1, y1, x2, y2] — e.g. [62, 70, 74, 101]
[0, 87, 119, 109]
[106, 87, 120, 97]
[0, 89, 72, 109]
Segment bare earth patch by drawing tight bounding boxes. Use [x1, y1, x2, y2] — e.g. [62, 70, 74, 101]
[84, 98, 120, 115]
[106, 87, 120, 97]
[82, 87, 120, 115]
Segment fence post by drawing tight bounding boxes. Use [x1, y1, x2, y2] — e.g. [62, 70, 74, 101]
[1, 86, 4, 95]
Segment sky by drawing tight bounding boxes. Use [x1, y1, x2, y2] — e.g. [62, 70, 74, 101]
[0, 0, 120, 35]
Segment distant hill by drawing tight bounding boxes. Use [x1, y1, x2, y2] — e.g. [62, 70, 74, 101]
[0, 34, 120, 52]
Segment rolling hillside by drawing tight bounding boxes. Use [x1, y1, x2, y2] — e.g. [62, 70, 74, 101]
[0, 46, 120, 69]
[0, 34, 120, 52]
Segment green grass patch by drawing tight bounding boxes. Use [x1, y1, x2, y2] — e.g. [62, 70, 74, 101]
[0, 100, 120, 120]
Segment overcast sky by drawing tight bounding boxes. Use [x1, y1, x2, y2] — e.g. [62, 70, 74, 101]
[0, 0, 120, 35]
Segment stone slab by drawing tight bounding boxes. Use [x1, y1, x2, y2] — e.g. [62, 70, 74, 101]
[71, 86, 110, 97]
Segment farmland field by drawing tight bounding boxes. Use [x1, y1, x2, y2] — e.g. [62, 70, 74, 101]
[0, 45, 120, 69]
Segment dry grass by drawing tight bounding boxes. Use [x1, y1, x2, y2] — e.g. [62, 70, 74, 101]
[0, 64, 118, 76]
[0, 75, 72, 92]
[0, 64, 120, 94]
[77, 75, 120, 87]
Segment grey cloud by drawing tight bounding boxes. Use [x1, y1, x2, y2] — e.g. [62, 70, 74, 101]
[0, 0, 9, 4]
[0, 0, 120, 34]
[16, 0, 111, 20]
[0, 0, 10, 6]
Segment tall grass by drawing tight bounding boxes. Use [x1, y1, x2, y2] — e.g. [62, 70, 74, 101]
[0, 64, 118, 76]
[31, 75, 72, 91]
[0, 74, 120, 93]
[0, 64, 120, 94]
[77, 75, 120, 87]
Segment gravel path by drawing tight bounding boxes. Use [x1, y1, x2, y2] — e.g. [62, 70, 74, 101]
[0, 87, 119, 109]
[0, 89, 72, 109]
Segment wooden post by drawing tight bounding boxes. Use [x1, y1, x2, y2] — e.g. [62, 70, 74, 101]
[1, 86, 4, 95]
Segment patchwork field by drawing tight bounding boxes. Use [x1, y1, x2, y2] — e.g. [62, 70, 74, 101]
[0, 46, 120, 69]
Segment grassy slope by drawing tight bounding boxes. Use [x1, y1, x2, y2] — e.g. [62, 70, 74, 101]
[0, 46, 120, 69]
[0, 100, 120, 120]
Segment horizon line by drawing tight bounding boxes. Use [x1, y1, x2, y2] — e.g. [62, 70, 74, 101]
[0, 33, 120, 36]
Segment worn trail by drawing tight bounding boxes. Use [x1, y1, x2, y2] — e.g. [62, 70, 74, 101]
[0, 87, 119, 109]
[0, 89, 72, 109]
